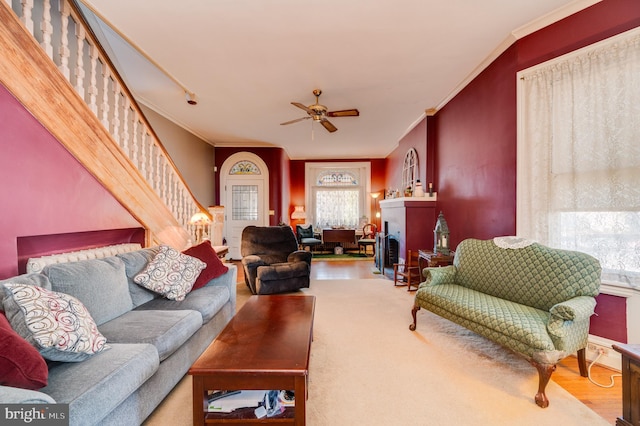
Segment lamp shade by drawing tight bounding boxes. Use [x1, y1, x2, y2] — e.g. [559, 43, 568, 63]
[291, 206, 306, 220]
[189, 212, 211, 225]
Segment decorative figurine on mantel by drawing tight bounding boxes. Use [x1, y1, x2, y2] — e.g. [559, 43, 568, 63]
[414, 180, 425, 197]
[434, 211, 450, 255]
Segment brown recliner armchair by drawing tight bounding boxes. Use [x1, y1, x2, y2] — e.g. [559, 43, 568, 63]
[240, 225, 312, 295]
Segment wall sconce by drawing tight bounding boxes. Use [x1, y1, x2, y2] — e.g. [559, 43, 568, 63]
[189, 211, 211, 243]
[434, 211, 450, 255]
[291, 206, 306, 221]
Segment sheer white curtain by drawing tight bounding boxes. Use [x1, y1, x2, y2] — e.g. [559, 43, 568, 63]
[517, 28, 640, 288]
[305, 162, 371, 229]
[314, 189, 360, 229]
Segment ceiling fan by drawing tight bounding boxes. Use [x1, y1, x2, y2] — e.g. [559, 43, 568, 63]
[280, 89, 359, 133]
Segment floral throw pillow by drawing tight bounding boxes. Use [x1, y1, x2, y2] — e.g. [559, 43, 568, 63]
[134, 245, 206, 301]
[2, 284, 109, 362]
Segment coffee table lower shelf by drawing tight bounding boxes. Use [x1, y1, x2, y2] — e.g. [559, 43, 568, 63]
[204, 406, 295, 424]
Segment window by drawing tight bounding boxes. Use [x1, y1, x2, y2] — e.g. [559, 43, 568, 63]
[305, 162, 371, 229]
[402, 148, 419, 192]
[517, 27, 640, 288]
[231, 185, 258, 221]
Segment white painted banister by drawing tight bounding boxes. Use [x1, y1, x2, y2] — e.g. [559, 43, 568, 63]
[5, 0, 208, 244]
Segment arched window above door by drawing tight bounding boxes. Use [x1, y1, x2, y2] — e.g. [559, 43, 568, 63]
[229, 160, 261, 175]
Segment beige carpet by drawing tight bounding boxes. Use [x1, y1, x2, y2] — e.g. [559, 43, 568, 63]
[145, 279, 609, 425]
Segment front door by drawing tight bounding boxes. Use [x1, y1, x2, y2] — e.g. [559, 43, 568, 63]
[220, 153, 270, 259]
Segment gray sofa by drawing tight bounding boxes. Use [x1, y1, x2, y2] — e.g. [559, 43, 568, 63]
[0, 246, 237, 425]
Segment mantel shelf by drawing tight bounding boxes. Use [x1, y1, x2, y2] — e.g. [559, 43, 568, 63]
[379, 194, 437, 207]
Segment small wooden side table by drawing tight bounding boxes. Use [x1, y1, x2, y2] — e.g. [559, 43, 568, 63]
[212, 245, 228, 259]
[417, 250, 455, 274]
[612, 343, 640, 426]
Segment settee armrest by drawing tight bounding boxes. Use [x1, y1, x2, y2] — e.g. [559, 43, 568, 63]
[420, 265, 457, 288]
[547, 296, 597, 340]
[0, 385, 55, 404]
[288, 250, 312, 265]
[549, 296, 597, 321]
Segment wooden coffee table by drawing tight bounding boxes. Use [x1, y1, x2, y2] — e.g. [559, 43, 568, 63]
[189, 295, 315, 425]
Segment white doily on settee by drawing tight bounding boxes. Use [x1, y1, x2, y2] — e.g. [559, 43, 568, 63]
[493, 236, 536, 249]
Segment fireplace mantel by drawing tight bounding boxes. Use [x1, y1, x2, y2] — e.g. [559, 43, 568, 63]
[379, 196, 437, 264]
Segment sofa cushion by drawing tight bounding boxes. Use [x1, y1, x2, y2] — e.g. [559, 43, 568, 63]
[135, 284, 230, 323]
[42, 343, 159, 425]
[0, 385, 56, 404]
[182, 240, 229, 290]
[98, 309, 202, 361]
[116, 247, 161, 307]
[43, 256, 133, 326]
[415, 283, 555, 352]
[0, 272, 52, 291]
[134, 245, 206, 301]
[0, 311, 48, 390]
[2, 284, 109, 362]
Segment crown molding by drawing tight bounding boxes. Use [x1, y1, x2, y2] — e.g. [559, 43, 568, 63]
[435, 0, 603, 112]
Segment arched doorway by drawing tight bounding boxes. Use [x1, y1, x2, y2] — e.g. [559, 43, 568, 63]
[220, 152, 270, 259]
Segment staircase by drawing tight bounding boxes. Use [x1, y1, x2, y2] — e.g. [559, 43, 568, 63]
[0, 0, 209, 248]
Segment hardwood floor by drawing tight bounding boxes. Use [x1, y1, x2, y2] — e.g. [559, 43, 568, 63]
[231, 258, 622, 424]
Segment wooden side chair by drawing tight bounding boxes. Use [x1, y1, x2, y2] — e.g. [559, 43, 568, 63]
[357, 223, 377, 256]
[393, 250, 421, 291]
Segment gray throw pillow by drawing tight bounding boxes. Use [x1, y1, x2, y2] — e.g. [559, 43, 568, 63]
[117, 247, 161, 307]
[43, 256, 133, 326]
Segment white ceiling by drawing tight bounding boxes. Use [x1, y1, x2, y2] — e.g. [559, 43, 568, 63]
[78, 0, 600, 160]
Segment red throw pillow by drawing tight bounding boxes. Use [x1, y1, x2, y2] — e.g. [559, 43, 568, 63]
[0, 311, 48, 390]
[182, 240, 229, 291]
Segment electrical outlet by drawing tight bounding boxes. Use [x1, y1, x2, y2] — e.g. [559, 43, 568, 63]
[587, 343, 609, 356]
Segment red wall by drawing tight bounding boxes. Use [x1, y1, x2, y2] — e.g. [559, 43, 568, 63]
[289, 158, 386, 227]
[385, 119, 429, 196]
[385, 0, 640, 251]
[383, 0, 640, 343]
[214, 147, 290, 226]
[0, 84, 141, 278]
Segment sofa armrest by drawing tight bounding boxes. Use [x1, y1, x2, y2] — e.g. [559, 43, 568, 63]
[547, 296, 597, 341]
[288, 250, 312, 265]
[549, 296, 597, 321]
[421, 265, 457, 287]
[241, 255, 267, 294]
[0, 385, 55, 404]
[202, 263, 238, 312]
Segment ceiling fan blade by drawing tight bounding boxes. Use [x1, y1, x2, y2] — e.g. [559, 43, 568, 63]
[327, 109, 359, 117]
[280, 116, 311, 126]
[291, 102, 313, 114]
[320, 118, 338, 133]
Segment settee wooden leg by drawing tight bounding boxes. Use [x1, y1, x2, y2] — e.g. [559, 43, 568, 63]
[409, 304, 420, 331]
[577, 348, 588, 377]
[530, 360, 556, 408]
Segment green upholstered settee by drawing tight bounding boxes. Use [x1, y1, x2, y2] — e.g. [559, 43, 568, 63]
[410, 238, 601, 408]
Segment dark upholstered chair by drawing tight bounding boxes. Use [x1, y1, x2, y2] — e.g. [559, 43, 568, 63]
[296, 224, 322, 251]
[241, 226, 312, 295]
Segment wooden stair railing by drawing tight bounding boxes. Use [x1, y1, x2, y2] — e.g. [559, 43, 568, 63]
[0, 0, 210, 248]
